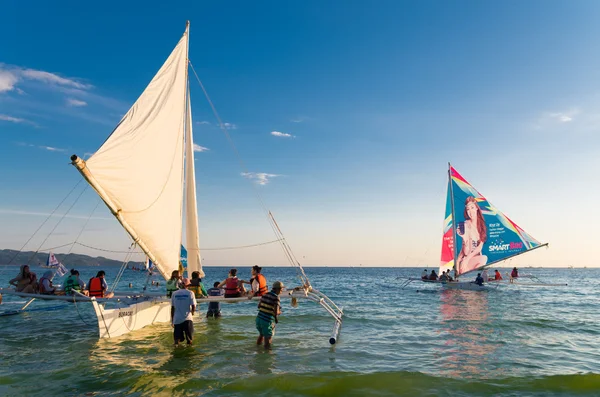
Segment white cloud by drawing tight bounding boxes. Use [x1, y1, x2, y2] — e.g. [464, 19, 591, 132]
[20, 68, 92, 90]
[223, 122, 237, 130]
[0, 64, 93, 95]
[196, 121, 211, 125]
[548, 110, 577, 123]
[0, 114, 38, 127]
[291, 117, 307, 123]
[193, 143, 209, 152]
[0, 114, 25, 123]
[66, 98, 87, 107]
[40, 146, 66, 152]
[271, 131, 295, 138]
[0, 70, 19, 93]
[241, 172, 281, 185]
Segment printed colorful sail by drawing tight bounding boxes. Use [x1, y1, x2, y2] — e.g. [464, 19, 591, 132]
[439, 179, 455, 275]
[179, 245, 188, 275]
[440, 165, 545, 277]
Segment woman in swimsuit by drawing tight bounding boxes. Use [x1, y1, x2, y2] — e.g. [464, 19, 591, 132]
[456, 196, 488, 274]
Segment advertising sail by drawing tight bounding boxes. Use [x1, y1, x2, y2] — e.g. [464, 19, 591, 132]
[442, 165, 544, 277]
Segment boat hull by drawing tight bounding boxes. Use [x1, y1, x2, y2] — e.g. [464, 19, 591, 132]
[92, 297, 171, 339]
[442, 281, 494, 291]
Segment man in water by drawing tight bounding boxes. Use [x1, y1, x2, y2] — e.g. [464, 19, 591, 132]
[475, 273, 484, 286]
[255, 281, 284, 349]
[171, 277, 196, 346]
[421, 269, 428, 280]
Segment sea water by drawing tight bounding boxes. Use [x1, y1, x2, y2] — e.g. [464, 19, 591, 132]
[0, 266, 599, 396]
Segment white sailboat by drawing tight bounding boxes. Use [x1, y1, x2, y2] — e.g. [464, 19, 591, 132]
[0, 22, 343, 343]
[402, 164, 565, 291]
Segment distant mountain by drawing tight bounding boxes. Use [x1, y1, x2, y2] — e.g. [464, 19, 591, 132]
[0, 249, 143, 268]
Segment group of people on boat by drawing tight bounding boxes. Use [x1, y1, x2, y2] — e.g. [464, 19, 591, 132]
[8, 265, 114, 298]
[419, 267, 517, 286]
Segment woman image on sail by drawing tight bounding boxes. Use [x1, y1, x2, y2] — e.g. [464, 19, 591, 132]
[456, 196, 488, 274]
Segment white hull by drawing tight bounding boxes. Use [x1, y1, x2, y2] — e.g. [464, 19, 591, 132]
[441, 281, 495, 291]
[92, 297, 171, 339]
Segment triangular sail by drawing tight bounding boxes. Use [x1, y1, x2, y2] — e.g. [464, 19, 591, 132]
[71, 28, 189, 280]
[184, 89, 203, 277]
[441, 165, 546, 278]
[439, 179, 455, 275]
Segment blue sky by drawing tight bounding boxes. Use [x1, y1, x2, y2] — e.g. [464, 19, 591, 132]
[1, 1, 599, 267]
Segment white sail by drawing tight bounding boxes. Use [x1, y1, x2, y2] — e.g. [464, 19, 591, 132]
[73, 29, 189, 280]
[184, 89, 204, 277]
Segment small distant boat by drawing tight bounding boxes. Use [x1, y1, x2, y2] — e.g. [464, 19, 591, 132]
[40, 252, 68, 277]
[402, 164, 565, 290]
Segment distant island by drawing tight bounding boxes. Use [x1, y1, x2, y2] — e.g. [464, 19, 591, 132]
[0, 249, 143, 268]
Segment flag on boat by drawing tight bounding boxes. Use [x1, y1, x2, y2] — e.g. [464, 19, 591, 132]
[46, 252, 68, 277]
[144, 257, 154, 271]
[179, 245, 187, 275]
[440, 165, 545, 278]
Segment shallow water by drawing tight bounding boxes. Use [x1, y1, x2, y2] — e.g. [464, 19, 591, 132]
[0, 266, 598, 396]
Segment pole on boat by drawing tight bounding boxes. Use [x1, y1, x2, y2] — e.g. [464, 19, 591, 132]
[329, 307, 343, 345]
[21, 298, 35, 311]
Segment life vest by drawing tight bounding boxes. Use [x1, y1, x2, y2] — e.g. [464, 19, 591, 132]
[188, 281, 204, 298]
[495, 272, 502, 280]
[88, 277, 105, 298]
[38, 277, 51, 294]
[166, 279, 179, 297]
[224, 277, 240, 295]
[511, 270, 518, 278]
[64, 275, 81, 294]
[254, 274, 268, 296]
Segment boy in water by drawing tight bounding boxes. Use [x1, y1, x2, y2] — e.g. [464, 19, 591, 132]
[206, 281, 224, 318]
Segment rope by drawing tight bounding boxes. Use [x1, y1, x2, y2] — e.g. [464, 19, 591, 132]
[4, 179, 83, 267]
[110, 244, 136, 294]
[63, 199, 102, 260]
[26, 184, 89, 266]
[189, 61, 311, 287]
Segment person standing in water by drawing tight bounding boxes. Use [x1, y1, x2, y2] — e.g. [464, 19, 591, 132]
[255, 281, 284, 349]
[171, 278, 196, 346]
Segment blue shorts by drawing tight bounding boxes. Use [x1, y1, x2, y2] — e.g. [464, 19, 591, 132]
[255, 316, 276, 337]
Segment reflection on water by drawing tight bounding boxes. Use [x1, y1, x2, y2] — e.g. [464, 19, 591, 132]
[437, 290, 498, 379]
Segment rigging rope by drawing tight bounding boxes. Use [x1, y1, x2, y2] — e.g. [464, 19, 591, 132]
[26, 184, 89, 266]
[4, 179, 83, 267]
[189, 62, 311, 288]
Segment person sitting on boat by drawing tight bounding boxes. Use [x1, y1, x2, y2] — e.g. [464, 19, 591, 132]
[481, 269, 490, 282]
[494, 269, 503, 280]
[256, 281, 284, 349]
[474, 273, 484, 286]
[166, 270, 181, 298]
[206, 282, 224, 318]
[188, 271, 207, 298]
[421, 269, 428, 280]
[439, 271, 449, 282]
[63, 269, 88, 296]
[9, 265, 37, 293]
[87, 270, 114, 299]
[218, 268, 246, 298]
[511, 267, 519, 278]
[428, 270, 438, 281]
[456, 197, 488, 274]
[38, 270, 57, 295]
[240, 265, 269, 298]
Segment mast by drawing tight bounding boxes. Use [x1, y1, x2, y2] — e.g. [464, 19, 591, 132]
[448, 162, 458, 280]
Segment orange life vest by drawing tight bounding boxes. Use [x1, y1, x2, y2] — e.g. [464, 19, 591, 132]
[224, 277, 240, 295]
[88, 277, 105, 298]
[254, 274, 268, 296]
